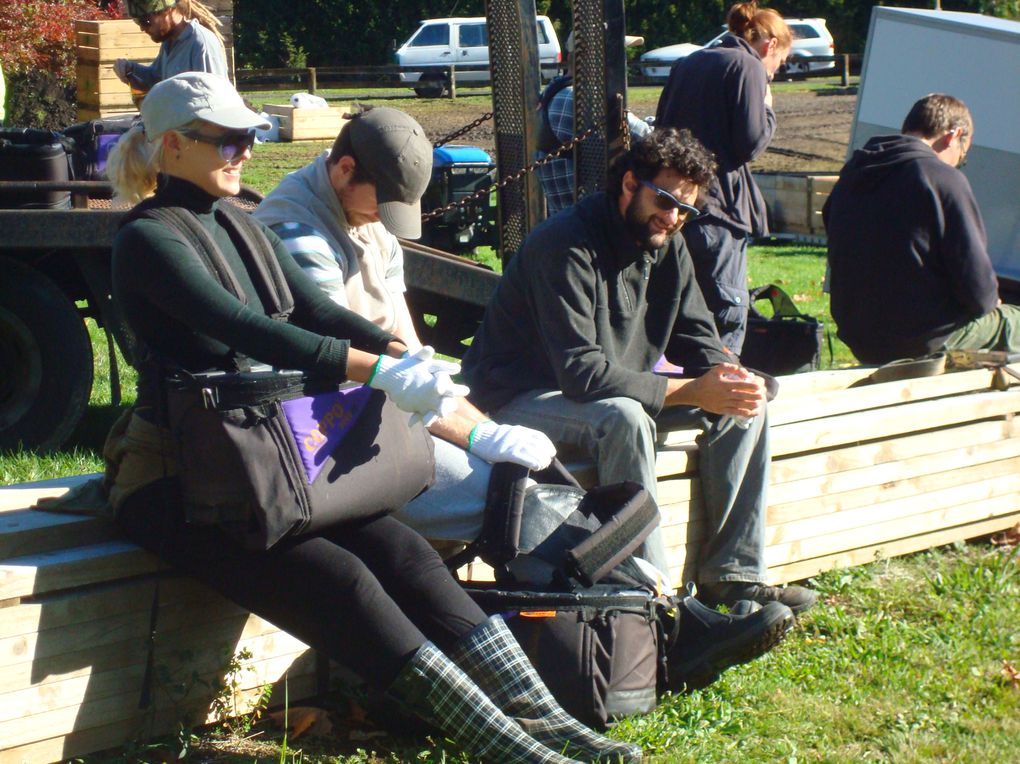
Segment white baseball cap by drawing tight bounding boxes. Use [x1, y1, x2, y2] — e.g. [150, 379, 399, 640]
[141, 72, 270, 141]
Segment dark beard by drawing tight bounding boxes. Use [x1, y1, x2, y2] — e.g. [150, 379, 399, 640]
[623, 196, 679, 250]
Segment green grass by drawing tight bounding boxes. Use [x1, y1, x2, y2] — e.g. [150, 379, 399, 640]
[69, 540, 1020, 763]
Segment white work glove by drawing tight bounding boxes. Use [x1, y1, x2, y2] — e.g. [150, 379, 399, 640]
[368, 346, 469, 425]
[468, 420, 557, 471]
[113, 59, 132, 84]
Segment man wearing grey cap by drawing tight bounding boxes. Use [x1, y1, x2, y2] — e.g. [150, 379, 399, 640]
[256, 106, 557, 546]
[113, 0, 227, 94]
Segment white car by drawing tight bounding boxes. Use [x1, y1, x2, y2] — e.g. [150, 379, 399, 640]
[396, 16, 562, 97]
[640, 19, 835, 81]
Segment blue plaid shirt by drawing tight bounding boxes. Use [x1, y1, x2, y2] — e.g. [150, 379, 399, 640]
[537, 85, 653, 216]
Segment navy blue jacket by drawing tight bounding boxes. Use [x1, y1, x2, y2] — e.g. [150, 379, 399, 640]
[655, 34, 775, 235]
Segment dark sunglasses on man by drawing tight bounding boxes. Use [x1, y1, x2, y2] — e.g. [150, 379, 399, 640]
[178, 128, 258, 162]
[639, 180, 704, 222]
[134, 9, 167, 29]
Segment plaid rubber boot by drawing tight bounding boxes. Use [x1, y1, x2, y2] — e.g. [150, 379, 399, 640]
[388, 641, 581, 764]
[448, 616, 643, 763]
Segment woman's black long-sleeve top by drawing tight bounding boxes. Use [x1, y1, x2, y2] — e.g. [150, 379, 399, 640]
[112, 176, 397, 411]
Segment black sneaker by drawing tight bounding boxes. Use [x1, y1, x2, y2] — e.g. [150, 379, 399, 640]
[698, 580, 818, 615]
[661, 585, 794, 693]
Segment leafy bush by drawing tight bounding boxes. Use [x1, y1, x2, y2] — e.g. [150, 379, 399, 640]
[0, 1, 120, 129]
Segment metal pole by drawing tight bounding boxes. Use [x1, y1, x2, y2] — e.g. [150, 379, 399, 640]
[841, 54, 849, 87]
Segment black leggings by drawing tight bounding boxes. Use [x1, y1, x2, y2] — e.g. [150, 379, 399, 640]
[117, 479, 486, 688]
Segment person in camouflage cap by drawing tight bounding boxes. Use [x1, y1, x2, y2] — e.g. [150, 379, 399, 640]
[114, 0, 227, 95]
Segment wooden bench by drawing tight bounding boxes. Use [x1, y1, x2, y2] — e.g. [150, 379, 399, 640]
[4, 366, 1020, 761]
[653, 366, 1020, 587]
[0, 477, 320, 764]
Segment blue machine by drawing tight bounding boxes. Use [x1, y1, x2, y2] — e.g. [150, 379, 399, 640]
[420, 144, 498, 255]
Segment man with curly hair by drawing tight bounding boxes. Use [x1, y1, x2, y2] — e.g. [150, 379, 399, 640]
[463, 128, 816, 614]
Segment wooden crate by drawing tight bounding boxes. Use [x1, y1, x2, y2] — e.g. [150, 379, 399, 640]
[754, 172, 838, 237]
[262, 104, 349, 142]
[0, 479, 321, 763]
[75, 19, 157, 119]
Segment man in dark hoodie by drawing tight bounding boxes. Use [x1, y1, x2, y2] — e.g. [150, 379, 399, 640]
[824, 93, 1020, 363]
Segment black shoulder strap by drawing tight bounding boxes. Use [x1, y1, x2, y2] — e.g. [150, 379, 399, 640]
[217, 203, 295, 322]
[537, 75, 573, 154]
[140, 207, 249, 304]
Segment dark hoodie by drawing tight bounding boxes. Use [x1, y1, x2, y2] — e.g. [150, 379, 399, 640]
[823, 133, 996, 363]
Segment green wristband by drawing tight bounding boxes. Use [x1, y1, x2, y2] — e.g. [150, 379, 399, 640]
[367, 355, 384, 386]
[468, 420, 492, 451]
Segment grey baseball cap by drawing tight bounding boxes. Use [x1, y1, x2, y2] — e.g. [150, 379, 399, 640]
[142, 72, 270, 141]
[347, 107, 433, 239]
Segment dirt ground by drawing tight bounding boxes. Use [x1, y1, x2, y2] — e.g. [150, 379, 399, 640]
[396, 86, 857, 175]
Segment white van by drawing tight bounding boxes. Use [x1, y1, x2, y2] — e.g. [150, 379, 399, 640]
[396, 16, 561, 97]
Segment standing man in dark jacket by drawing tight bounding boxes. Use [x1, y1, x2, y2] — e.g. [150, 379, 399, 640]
[655, 2, 792, 354]
[823, 93, 1020, 363]
[463, 128, 816, 614]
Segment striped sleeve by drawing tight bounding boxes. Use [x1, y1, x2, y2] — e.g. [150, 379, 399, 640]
[270, 221, 350, 309]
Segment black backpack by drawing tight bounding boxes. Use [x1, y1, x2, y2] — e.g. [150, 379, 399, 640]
[451, 461, 669, 728]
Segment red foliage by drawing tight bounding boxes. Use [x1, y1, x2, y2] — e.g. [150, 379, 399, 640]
[0, 0, 122, 80]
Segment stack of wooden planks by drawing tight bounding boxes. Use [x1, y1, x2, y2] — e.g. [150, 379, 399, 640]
[656, 366, 1020, 587]
[4, 366, 1020, 761]
[753, 172, 838, 239]
[76, 7, 236, 121]
[0, 477, 319, 764]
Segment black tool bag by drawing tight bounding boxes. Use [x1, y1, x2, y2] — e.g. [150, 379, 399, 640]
[740, 283, 825, 375]
[62, 114, 137, 186]
[468, 584, 663, 729]
[452, 461, 667, 728]
[136, 204, 435, 550]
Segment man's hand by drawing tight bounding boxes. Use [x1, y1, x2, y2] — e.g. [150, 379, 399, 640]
[113, 59, 132, 85]
[468, 421, 557, 470]
[665, 363, 765, 418]
[367, 346, 469, 425]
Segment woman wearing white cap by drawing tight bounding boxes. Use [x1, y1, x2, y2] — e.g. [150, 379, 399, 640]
[105, 72, 639, 764]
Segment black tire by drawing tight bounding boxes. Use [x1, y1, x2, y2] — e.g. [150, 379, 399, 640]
[414, 76, 447, 98]
[0, 257, 94, 452]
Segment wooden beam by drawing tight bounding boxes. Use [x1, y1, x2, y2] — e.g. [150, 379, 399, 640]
[767, 512, 1020, 584]
[771, 389, 1020, 456]
[769, 419, 1016, 485]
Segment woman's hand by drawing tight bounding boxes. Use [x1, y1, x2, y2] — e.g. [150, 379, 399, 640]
[367, 346, 469, 425]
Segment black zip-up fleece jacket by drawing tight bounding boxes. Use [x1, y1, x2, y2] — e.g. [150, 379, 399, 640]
[462, 192, 730, 415]
[823, 134, 996, 363]
[655, 34, 775, 236]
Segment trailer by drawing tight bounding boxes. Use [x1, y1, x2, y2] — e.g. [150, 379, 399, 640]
[0, 191, 498, 451]
[850, 7, 1020, 282]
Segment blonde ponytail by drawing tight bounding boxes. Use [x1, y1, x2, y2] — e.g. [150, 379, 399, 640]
[107, 124, 163, 206]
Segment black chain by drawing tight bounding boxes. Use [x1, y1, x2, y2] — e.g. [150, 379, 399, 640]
[421, 126, 596, 222]
[432, 112, 495, 148]
[422, 87, 635, 221]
